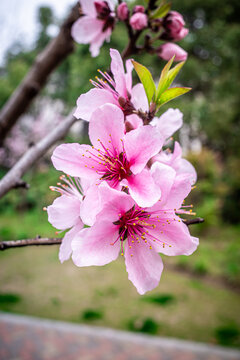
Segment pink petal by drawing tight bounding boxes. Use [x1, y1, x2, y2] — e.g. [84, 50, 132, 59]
[149, 219, 199, 256]
[47, 195, 81, 230]
[74, 88, 118, 121]
[151, 162, 176, 205]
[98, 182, 135, 222]
[59, 221, 83, 263]
[80, 184, 102, 226]
[125, 114, 143, 130]
[125, 169, 161, 207]
[176, 158, 197, 185]
[72, 221, 120, 266]
[71, 17, 103, 44]
[110, 48, 127, 97]
[125, 59, 133, 94]
[79, 0, 97, 16]
[131, 83, 149, 112]
[124, 240, 164, 294]
[151, 108, 183, 140]
[90, 27, 112, 57]
[52, 143, 101, 180]
[89, 104, 125, 153]
[124, 125, 164, 174]
[163, 174, 192, 210]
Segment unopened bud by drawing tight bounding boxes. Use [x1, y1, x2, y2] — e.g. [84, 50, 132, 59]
[117, 2, 129, 21]
[130, 13, 148, 31]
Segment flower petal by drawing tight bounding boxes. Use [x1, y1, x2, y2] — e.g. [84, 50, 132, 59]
[124, 125, 164, 174]
[149, 219, 199, 256]
[164, 174, 192, 209]
[80, 184, 102, 226]
[124, 240, 164, 295]
[125, 170, 161, 207]
[151, 108, 183, 140]
[90, 27, 112, 57]
[125, 59, 133, 94]
[47, 195, 81, 230]
[89, 104, 125, 153]
[131, 83, 149, 112]
[80, 0, 96, 16]
[59, 221, 83, 263]
[71, 17, 102, 44]
[52, 143, 101, 180]
[72, 221, 120, 266]
[74, 88, 118, 121]
[110, 48, 127, 97]
[98, 182, 135, 222]
[151, 162, 176, 205]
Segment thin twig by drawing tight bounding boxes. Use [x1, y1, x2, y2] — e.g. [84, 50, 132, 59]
[183, 217, 204, 226]
[0, 218, 204, 251]
[0, 112, 78, 199]
[0, 237, 62, 251]
[0, 2, 79, 145]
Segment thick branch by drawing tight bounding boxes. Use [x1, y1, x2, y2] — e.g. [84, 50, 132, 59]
[0, 218, 204, 251]
[0, 2, 79, 145]
[0, 112, 78, 199]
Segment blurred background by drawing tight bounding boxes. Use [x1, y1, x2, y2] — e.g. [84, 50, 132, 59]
[0, 0, 239, 349]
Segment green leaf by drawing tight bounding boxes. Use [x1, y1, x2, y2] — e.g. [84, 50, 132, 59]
[156, 56, 175, 97]
[150, 3, 171, 19]
[157, 87, 191, 107]
[156, 60, 185, 99]
[132, 60, 156, 105]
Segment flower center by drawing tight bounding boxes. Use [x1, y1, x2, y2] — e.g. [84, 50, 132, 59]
[85, 136, 132, 187]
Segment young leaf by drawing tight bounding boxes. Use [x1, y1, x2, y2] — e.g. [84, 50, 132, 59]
[157, 87, 191, 107]
[132, 60, 156, 105]
[156, 56, 175, 98]
[150, 3, 171, 19]
[156, 60, 185, 99]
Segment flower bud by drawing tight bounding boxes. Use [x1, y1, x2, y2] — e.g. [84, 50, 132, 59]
[130, 13, 148, 31]
[162, 11, 188, 41]
[133, 5, 145, 14]
[117, 2, 129, 21]
[157, 43, 188, 62]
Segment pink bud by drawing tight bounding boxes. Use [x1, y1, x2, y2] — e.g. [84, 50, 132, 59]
[130, 13, 148, 31]
[133, 5, 145, 14]
[157, 43, 188, 62]
[162, 11, 188, 42]
[117, 2, 129, 21]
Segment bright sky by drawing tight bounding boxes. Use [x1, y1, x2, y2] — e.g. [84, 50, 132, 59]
[0, 0, 74, 64]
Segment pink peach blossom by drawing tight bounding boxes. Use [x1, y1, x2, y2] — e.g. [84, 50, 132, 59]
[47, 175, 84, 263]
[71, 0, 116, 57]
[117, 2, 129, 21]
[157, 43, 188, 62]
[52, 104, 163, 207]
[151, 141, 197, 185]
[71, 183, 198, 294]
[74, 48, 134, 121]
[130, 13, 148, 31]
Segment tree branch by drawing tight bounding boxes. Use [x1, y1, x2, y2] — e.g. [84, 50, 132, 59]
[0, 2, 79, 145]
[0, 237, 62, 251]
[0, 218, 204, 251]
[183, 217, 204, 226]
[0, 112, 78, 199]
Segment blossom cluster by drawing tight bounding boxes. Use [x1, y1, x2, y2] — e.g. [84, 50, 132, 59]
[72, 0, 188, 60]
[47, 49, 198, 295]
